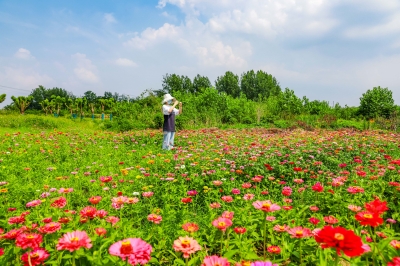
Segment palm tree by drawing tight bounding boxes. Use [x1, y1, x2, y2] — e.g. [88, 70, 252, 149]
[11, 96, 33, 114]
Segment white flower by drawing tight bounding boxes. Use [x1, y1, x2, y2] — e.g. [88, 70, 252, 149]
[180, 165, 186, 169]
[132, 192, 140, 196]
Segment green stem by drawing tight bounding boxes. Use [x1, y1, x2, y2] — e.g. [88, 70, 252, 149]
[299, 239, 303, 265]
[334, 251, 339, 266]
[185, 257, 189, 266]
[263, 212, 267, 260]
[220, 231, 224, 255]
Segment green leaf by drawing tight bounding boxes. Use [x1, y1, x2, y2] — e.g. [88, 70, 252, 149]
[223, 249, 239, 259]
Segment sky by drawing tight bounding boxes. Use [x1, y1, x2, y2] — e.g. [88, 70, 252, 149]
[1, 0, 400, 108]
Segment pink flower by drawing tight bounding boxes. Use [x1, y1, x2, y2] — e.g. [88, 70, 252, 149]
[26, 200, 42, 208]
[202, 255, 230, 266]
[221, 196, 233, 203]
[210, 202, 221, 208]
[347, 186, 365, 194]
[56, 230, 92, 252]
[310, 206, 319, 212]
[147, 214, 162, 224]
[287, 226, 312, 238]
[173, 236, 202, 258]
[253, 200, 281, 212]
[95, 228, 107, 237]
[348, 205, 362, 212]
[51, 197, 67, 208]
[273, 225, 288, 233]
[16, 233, 43, 249]
[109, 238, 152, 265]
[221, 211, 234, 220]
[38, 222, 61, 234]
[212, 217, 233, 232]
[80, 206, 97, 219]
[142, 192, 154, 198]
[243, 194, 255, 200]
[282, 187, 292, 196]
[251, 262, 278, 266]
[266, 216, 276, 221]
[58, 188, 74, 194]
[96, 209, 108, 218]
[21, 248, 50, 266]
[106, 216, 120, 226]
[231, 188, 241, 195]
[324, 216, 339, 224]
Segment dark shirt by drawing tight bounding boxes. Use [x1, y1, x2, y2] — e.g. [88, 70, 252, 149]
[163, 111, 176, 132]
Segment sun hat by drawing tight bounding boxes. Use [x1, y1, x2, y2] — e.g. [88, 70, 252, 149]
[161, 94, 175, 104]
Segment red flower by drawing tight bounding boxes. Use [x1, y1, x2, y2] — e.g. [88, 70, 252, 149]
[80, 206, 97, 219]
[309, 217, 320, 225]
[314, 226, 364, 257]
[293, 167, 303, 172]
[267, 246, 281, 254]
[388, 257, 400, 266]
[181, 197, 192, 204]
[16, 233, 43, 249]
[234, 227, 247, 234]
[364, 199, 388, 215]
[355, 211, 383, 227]
[324, 216, 339, 224]
[312, 182, 324, 192]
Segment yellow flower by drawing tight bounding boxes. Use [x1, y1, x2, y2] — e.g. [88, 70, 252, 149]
[0, 188, 8, 193]
[121, 169, 129, 176]
[136, 175, 142, 179]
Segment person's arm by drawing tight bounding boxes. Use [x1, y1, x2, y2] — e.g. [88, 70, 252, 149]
[168, 100, 179, 113]
[178, 102, 182, 115]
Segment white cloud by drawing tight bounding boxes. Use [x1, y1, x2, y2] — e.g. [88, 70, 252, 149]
[14, 48, 34, 60]
[115, 58, 137, 67]
[72, 53, 99, 83]
[104, 13, 116, 23]
[124, 23, 180, 49]
[0, 67, 53, 90]
[344, 14, 400, 38]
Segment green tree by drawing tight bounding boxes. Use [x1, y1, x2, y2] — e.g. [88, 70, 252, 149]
[277, 88, 303, 117]
[240, 70, 281, 100]
[39, 99, 51, 115]
[75, 98, 87, 117]
[51, 95, 65, 115]
[84, 91, 97, 104]
[359, 86, 395, 119]
[162, 74, 193, 94]
[11, 96, 33, 114]
[192, 74, 212, 93]
[0, 94, 6, 103]
[29, 85, 73, 109]
[215, 71, 241, 98]
[65, 98, 76, 115]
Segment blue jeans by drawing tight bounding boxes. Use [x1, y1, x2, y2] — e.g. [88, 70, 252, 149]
[162, 131, 175, 150]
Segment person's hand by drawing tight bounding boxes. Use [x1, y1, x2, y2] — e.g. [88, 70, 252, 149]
[179, 102, 182, 107]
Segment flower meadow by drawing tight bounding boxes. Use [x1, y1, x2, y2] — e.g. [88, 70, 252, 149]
[0, 128, 399, 266]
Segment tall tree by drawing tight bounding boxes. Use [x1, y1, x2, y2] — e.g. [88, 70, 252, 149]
[192, 74, 212, 93]
[29, 86, 73, 109]
[0, 94, 6, 103]
[84, 91, 97, 104]
[11, 96, 33, 114]
[51, 95, 65, 115]
[215, 71, 241, 98]
[240, 70, 281, 100]
[162, 74, 193, 94]
[359, 86, 395, 119]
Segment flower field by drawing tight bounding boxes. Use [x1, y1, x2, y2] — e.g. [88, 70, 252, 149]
[0, 128, 399, 266]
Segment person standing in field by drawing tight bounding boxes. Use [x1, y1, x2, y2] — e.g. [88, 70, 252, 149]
[161, 94, 182, 150]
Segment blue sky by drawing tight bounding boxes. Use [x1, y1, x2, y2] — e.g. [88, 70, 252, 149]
[1, 0, 400, 107]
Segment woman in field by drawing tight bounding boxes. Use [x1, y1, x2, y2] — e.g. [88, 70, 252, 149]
[161, 94, 182, 150]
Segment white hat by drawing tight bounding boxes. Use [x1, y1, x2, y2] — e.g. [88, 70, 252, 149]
[161, 94, 175, 104]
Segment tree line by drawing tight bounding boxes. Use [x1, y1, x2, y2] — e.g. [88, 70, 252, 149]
[1, 70, 398, 124]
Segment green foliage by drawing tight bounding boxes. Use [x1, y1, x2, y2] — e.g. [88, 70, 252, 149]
[359, 86, 395, 119]
[11, 95, 34, 114]
[240, 70, 281, 100]
[29, 85, 73, 110]
[215, 71, 241, 98]
[0, 93, 6, 103]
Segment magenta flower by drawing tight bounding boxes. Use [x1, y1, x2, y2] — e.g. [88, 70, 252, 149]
[253, 200, 281, 212]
